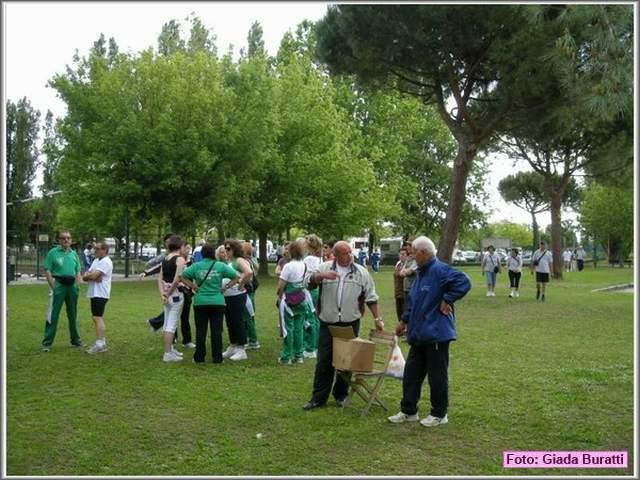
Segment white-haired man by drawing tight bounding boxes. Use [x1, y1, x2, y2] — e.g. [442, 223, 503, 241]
[389, 236, 471, 427]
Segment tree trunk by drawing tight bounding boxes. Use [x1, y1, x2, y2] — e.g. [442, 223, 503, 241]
[156, 224, 162, 256]
[549, 193, 563, 280]
[368, 230, 376, 261]
[437, 142, 476, 263]
[217, 225, 226, 243]
[124, 207, 130, 278]
[530, 212, 539, 252]
[257, 230, 269, 277]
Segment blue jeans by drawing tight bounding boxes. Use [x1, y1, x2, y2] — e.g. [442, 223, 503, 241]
[484, 271, 496, 288]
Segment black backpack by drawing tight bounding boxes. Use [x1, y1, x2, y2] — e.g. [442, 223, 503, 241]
[245, 259, 259, 293]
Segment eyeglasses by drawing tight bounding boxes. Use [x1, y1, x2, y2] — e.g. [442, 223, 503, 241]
[60, 236, 71, 240]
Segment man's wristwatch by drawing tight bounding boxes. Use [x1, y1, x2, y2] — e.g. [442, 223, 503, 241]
[374, 317, 384, 323]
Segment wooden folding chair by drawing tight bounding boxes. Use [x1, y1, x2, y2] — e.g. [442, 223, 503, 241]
[339, 329, 397, 416]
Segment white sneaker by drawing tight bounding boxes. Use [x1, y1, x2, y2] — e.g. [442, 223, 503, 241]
[490, 291, 496, 297]
[486, 291, 491, 297]
[163, 351, 183, 362]
[183, 342, 196, 349]
[171, 346, 183, 357]
[387, 412, 419, 424]
[86, 343, 108, 354]
[515, 291, 520, 297]
[245, 342, 261, 350]
[222, 345, 237, 359]
[229, 349, 248, 361]
[420, 414, 448, 427]
[303, 351, 317, 359]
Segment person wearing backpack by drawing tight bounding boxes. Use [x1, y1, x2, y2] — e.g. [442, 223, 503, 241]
[180, 243, 240, 363]
[276, 239, 312, 365]
[531, 241, 553, 301]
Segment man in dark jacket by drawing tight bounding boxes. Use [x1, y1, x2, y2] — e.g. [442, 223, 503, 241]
[388, 236, 471, 427]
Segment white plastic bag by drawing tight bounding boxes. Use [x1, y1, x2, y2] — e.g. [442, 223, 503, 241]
[386, 342, 405, 379]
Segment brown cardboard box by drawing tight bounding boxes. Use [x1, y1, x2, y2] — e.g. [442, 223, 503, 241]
[329, 325, 375, 372]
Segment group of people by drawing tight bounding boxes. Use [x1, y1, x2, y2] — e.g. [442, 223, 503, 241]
[562, 247, 586, 272]
[479, 241, 573, 301]
[40, 229, 474, 428]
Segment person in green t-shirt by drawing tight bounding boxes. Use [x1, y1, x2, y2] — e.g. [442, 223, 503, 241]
[41, 231, 83, 351]
[180, 243, 240, 363]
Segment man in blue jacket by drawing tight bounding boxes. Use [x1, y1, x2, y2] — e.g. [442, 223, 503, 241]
[388, 236, 471, 427]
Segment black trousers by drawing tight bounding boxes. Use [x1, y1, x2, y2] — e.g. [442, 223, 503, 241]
[395, 297, 405, 322]
[400, 341, 450, 418]
[310, 319, 360, 404]
[508, 271, 522, 289]
[175, 290, 193, 344]
[224, 293, 247, 346]
[193, 305, 225, 363]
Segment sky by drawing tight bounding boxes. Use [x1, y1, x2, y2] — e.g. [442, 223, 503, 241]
[3, 1, 578, 230]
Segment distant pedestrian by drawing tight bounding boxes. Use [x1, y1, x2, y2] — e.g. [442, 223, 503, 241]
[82, 243, 93, 273]
[531, 241, 553, 301]
[192, 240, 205, 263]
[575, 247, 586, 271]
[563, 249, 573, 272]
[370, 248, 380, 273]
[41, 231, 83, 351]
[481, 245, 500, 297]
[506, 248, 522, 298]
[357, 249, 367, 267]
[82, 240, 113, 354]
[393, 248, 409, 322]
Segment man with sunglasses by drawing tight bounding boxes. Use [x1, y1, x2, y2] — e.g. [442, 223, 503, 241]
[42, 231, 83, 351]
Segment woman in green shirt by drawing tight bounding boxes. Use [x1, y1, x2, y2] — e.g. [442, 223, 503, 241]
[180, 244, 240, 363]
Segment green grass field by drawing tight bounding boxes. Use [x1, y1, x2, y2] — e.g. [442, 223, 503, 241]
[5, 265, 635, 476]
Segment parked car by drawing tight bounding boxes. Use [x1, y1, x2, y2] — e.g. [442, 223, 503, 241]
[521, 250, 533, 265]
[267, 251, 278, 263]
[462, 250, 481, 263]
[452, 250, 466, 264]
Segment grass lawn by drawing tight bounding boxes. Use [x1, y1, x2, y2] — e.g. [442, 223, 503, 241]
[5, 265, 635, 476]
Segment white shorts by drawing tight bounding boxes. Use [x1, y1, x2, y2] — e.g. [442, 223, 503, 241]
[163, 291, 184, 333]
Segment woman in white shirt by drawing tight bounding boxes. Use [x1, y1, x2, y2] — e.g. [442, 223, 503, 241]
[276, 240, 311, 365]
[480, 245, 501, 297]
[506, 248, 523, 298]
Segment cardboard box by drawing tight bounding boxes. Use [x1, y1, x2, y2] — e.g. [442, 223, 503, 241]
[329, 325, 375, 372]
